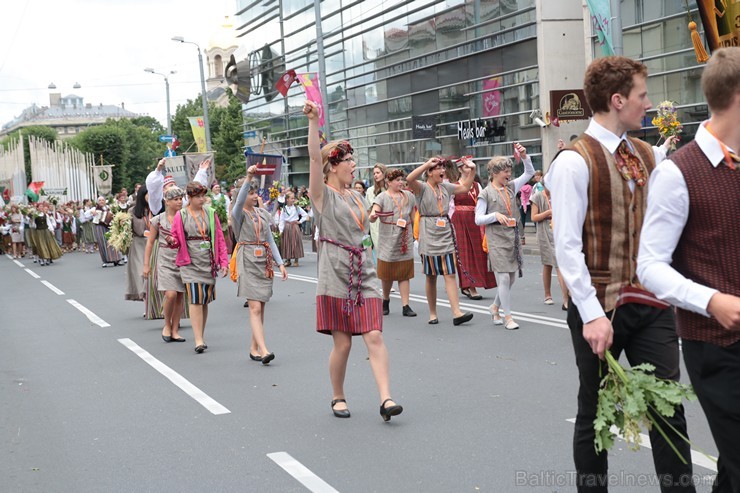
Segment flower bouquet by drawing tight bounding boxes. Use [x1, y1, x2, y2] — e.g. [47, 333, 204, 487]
[208, 192, 229, 231]
[651, 101, 683, 151]
[105, 212, 133, 253]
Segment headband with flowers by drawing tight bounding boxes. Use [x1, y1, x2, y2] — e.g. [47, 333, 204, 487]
[328, 141, 354, 165]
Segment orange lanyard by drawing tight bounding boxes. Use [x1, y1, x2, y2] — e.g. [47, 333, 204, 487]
[428, 182, 445, 215]
[246, 209, 261, 239]
[705, 122, 738, 169]
[388, 191, 408, 220]
[493, 185, 513, 216]
[327, 185, 366, 232]
[188, 206, 208, 240]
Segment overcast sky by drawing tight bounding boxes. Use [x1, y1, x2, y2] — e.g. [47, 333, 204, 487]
[0, 0, 238, 131]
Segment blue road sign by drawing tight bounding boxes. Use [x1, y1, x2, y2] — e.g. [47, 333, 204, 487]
[159, 135, 174, 142]
[243, 130, 257, 138]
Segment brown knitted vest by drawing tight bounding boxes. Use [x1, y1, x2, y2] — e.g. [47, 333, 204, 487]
[562, 134, 656, 312]
[670, 140, 740, 347]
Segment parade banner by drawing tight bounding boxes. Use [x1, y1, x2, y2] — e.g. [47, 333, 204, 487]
[188, 117, 208, 153]
[482, 77, 503, 118]
[93, 165, 114, 196]
[297, 73, 325, 127]
[184, 153, 216, 188]
[586, 0, 615, 56]
[697, 0, 740, 52]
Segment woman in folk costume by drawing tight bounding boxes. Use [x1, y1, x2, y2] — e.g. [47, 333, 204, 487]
[305, 100, 403, 422]
[77, 200, 96, 253]
[143, 186, 188, 342]
[447, 165, 496, 301]
[230, 167, 288, 364]
[171, 182, 229, 354]
[406, 156, 477, 326]
[369, 168, 417, 317]
[475, 142, 535, 330]
[530, 186, 569, 311]
[125, 186, 151, 302]
[93, 196, 123, 267]
[278, 191, 308, 267]
[8, 204, 25, 258]
[364, 163, 387, 263]
[35, 202, 63, 266]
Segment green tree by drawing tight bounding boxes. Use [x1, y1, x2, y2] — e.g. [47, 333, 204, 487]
[0, 126, 58, 181]
[212, 92, 246, 184]
[70, 125, 128, 194]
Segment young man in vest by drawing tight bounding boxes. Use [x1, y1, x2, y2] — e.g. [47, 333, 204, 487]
[638, 47, 740, 492]
[547, 56, 693, 491]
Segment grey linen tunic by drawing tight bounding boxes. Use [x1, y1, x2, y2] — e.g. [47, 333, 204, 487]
[415, 181, 457, 257]
[313, 186, 381, 300]
[372, 190, 416, 262]
[151, 213, 185, 292]
[530, 191, 557, 267]
[480, 184, 520, 273]
[124, 215, 147, 300]
[179, 209, 214, 285]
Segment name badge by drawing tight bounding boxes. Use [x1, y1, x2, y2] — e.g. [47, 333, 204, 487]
[396, 218, 407, 228]
[143, 230, 151, 238]
[361, 234, 372, 248]
[254, 247, 264, 257]
[199, 241, 211, 250]
[436, 218, 447, 228]
[505, 217, 517, 227]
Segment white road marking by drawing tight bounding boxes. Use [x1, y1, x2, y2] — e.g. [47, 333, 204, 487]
[13, 260, 24, 267]
[117, 338, 231, 416]
[41, 280, 65, 295]
[24, 268, 40, 279]
[267, 452, 339, 493]
[565, 418, 717, 472]
[5, 254, 12, 260]
[66, 299, 110, 327]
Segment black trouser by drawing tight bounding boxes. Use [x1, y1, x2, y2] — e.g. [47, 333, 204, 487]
[568, 303, 695, 492]
[683, 339, 740, 493]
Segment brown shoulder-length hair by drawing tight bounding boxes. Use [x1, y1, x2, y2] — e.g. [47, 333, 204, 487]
[320, 140, 354, 177]
[372, 163, 388, 196]
[584, 56, 647, 114]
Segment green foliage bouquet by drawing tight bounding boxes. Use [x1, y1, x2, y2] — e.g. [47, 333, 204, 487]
[105, 212, 133, 253]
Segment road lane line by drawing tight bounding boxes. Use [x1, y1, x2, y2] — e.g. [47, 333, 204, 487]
[66, 299, 111, 327]
[13, 259, 24, 267]
[5, 254, 13, 260]
[41, 280, 65, 295]
[24, 268, 40, 279]
[565, 418, 717, 472]
[267, 452, 339, 493]
[117, 338, 231, 415]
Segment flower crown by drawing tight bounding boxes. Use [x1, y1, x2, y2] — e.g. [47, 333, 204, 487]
[328, 141, 354, 165]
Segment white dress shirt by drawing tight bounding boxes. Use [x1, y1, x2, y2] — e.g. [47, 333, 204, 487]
[278, 204, 308, 233]
[475, 156, 535, 225]
[637, 121, 727, 317]
[546, 119, 669, 324]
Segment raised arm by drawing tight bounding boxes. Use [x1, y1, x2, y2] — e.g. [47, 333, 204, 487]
[510, 142, 535, 193]
[449, 157, 477, 195]
[304, 101, 325, 214]
[146, 159, 166, 214]
[406, 157, 440, 195]
[193, 158, 211, 187]
[230, 166, 256, 233]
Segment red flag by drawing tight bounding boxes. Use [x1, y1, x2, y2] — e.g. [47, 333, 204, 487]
[275, 69, 297, 97]
[171, 137, 181, 151]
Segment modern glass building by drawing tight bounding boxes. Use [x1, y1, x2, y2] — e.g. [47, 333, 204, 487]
[234, 0, 707, 186]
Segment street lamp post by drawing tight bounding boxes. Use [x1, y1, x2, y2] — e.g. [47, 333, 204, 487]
[144, 68, 176, 136]
[171, 36, 212, 152]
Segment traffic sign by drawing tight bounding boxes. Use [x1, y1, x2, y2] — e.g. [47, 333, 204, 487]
[159, 135, 174, 142]
[243, 130, 257, 138]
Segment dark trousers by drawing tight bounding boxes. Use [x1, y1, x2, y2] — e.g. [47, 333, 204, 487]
[683, 339, 740, 493]
[568, 303, 695, 492]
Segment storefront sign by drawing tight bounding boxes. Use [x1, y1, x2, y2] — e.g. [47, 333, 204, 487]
[550, 90, 591, 121]
[412, 116, 436, 139]
[457, 119, 487, 140]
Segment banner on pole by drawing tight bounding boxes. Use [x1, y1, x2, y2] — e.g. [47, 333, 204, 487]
[586, 0, 615, 56]
[188, 117, 208, 153]
[184, 153, 216, 187]
[92, 165, 113, 196]
[697, 0, 740, 52]
[297, 73, 325, 127]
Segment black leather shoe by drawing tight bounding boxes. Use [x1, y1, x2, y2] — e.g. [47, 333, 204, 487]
[249, 353, 262, 361]
[331, 399, 350, 418]
[382, 299, 390, 316]
[261, 353, 275, 365]
[194, 345, 206, 354]
[162, 335, 173, 343]
[402, 305, 417, 317]
[453, 312, 474, 326]
[428, 318, 439, 325]
[380, 398, 403, 422]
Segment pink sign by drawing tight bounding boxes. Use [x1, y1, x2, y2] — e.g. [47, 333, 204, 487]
[482, 77, 502, 118]
[297, 73, 325, 127]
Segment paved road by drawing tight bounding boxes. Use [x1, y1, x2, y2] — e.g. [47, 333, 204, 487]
[1, 249, 719, 492]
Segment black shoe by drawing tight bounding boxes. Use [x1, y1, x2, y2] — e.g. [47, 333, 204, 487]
[261, 353, 275, 365]
[331, 399, 350, 418]
[382, 299, 390, 316]
[428, 318, 439, 325]
[194, 345, 206, 354]
[380, 398, 403, 422]
[402, 305, 417, 317]
[453, 312, 474, 326]
[249, 353, 262, 361]
[162, 335, 173, 343]
[171, 337, 186, 342]
[562, 304, 568, 311]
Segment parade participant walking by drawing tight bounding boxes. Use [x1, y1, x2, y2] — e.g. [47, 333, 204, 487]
[143, 186, 188, 343]
[364, 163, 387, 263]
[406, 156, 476, 326]
[171, 182, 229, 354]
[369, 168, 417, 317]
[231, 167, 288, 364]
[34, 202, 63, 266]
[125, 186, 151, 302]
[77, 200, 96, 254]
[8, 204, 25, 258]
[278, 191, 307, 267]
[475, 143, 534, 330]
[92, 197, 123, 267]
[304, 99, 402, 422]
[547, 55, 692, 491]
[638, 47, 740, 493]
[530, 187, 569, 310]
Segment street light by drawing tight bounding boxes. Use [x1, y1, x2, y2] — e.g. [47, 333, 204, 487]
[171, 35, 212, 152]
[144, 68, 176, 136]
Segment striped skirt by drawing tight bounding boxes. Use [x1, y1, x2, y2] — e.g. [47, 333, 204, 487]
[421, 253, 456, 276]
[94, 224, 122, 264]
[316, 296, 382, 335]
[185, 282, 216, 305]
[377, 258, 414, 281]
[280, 221, 304, 259]
[145, 240, 165, 319]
